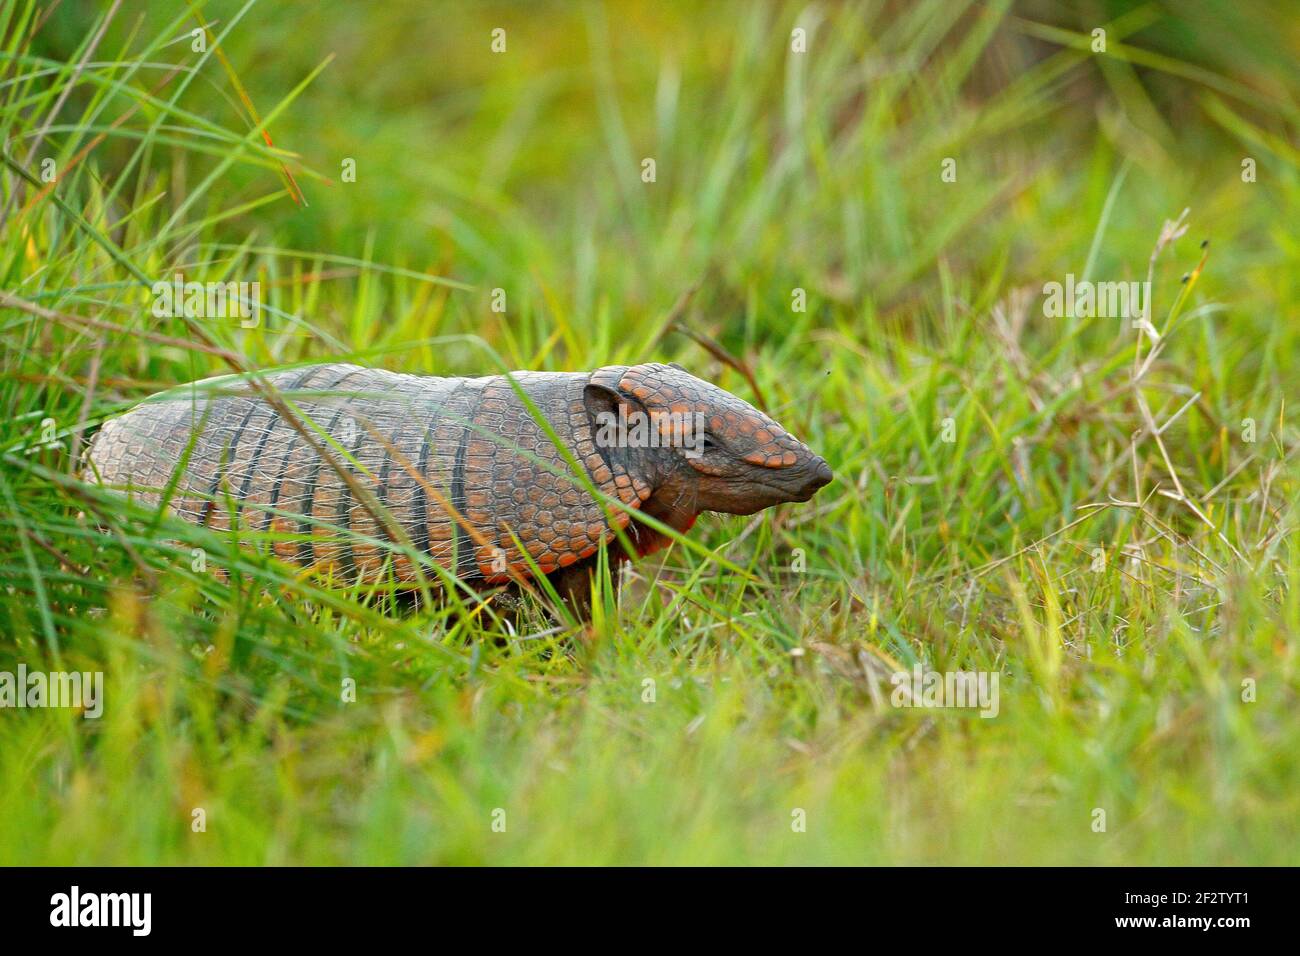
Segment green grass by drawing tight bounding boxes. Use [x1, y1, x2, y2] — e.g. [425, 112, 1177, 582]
[1, 0, 1298, 865]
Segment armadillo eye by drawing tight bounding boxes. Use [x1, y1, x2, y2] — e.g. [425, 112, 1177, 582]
[700, 434, 717, 451]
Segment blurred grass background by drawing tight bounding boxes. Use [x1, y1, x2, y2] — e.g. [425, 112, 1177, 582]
[0, 0, 1297, 864]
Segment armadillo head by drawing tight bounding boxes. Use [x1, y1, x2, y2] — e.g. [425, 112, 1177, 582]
[584, 363, 832, 528]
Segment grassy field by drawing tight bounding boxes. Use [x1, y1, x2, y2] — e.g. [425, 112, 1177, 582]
[1, 0, 1297, 865]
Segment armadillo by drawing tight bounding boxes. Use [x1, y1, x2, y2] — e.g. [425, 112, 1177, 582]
[84, 362, 833, 616]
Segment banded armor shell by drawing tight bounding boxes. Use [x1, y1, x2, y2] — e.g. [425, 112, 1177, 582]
[84, 364, 652, 583]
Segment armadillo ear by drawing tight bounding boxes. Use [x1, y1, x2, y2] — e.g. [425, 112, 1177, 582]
[666, 362, 687, 372]
[582, 382, 646, 425]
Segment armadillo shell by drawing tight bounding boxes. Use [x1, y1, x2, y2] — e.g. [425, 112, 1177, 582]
[85, 363, 652, 583]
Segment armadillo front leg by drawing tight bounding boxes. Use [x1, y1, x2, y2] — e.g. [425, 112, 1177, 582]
[547, 549, 631, 622]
